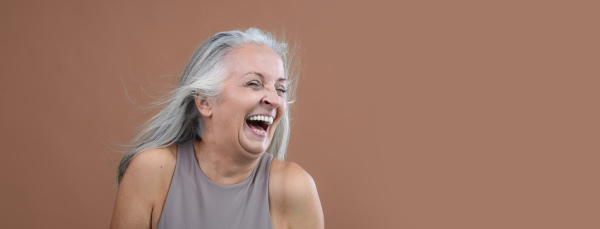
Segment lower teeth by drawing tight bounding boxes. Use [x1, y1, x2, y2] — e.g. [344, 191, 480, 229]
[253, 129, 265, 134]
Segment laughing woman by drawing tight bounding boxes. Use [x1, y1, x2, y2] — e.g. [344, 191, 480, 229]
[110, 29, 324, 229]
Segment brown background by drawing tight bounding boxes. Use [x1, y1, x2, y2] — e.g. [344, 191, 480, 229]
[0, 0, 598, 228]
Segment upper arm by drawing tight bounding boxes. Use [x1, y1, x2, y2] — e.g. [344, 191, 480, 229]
[270, 161, 324, 229]
[110, 148, 176, 229]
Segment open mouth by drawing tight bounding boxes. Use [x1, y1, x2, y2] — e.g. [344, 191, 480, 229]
[245, 115, 274, 135]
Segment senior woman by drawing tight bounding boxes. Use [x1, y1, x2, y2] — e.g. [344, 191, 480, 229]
[110, 28, 324, 229]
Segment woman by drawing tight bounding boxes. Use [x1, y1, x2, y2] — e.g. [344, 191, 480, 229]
[110, 28, 324, 229]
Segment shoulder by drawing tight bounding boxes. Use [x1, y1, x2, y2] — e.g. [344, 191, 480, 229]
[269, 158, 324, 228]
[122, 144, 177, 193]
[269, 159, 316, 199]
[111, 144, 178, 228]
[127, 145, 177, 174]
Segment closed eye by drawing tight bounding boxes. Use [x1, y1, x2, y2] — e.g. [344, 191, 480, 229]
[246, 80, 262, 89]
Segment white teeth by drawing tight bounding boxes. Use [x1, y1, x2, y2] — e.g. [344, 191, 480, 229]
[252, 128, 266, 134]
[248, 115, 273, 125]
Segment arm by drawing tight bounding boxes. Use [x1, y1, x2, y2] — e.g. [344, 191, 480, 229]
[270, 161, 325, 229]
[110, 148, 175, 229]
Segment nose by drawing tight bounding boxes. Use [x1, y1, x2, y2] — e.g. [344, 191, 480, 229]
[261, 88, 281, 109]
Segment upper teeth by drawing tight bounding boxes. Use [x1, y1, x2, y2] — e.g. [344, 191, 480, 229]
[248, 115, 273, 125]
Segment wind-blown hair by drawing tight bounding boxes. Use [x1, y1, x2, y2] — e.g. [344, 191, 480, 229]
[116, 28, 296, 185]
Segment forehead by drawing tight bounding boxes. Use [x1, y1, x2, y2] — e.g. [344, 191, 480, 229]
[225, 44, 285, 81]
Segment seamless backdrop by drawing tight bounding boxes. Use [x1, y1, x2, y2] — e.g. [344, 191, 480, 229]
[0, 0, 598, 228]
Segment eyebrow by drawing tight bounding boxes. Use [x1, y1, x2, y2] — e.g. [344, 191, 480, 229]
[247, 71, 286, 82]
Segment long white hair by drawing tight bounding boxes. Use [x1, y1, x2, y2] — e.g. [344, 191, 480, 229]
[117, 28, 297, 185]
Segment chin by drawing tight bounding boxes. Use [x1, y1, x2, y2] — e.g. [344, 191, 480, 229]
[241, 145, 268, 155]
[239, 124, 275, 155]
[238, 138, 270, 155]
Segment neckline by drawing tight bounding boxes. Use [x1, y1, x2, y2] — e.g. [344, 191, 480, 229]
[187, 141, 261, 189]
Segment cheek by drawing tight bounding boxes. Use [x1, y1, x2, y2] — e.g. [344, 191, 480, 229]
[278, 100, 287, 115]
[275, 101, 287, 123]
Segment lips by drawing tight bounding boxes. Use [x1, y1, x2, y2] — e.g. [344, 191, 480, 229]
[245, 115, 274, 135]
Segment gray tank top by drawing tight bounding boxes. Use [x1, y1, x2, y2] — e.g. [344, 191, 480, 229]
[157, 141, 274, 229]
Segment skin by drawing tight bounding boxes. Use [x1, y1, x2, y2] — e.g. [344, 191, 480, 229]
[110, 44, 324, 229]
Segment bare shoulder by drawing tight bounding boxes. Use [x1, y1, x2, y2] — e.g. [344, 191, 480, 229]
[122, 145, 177, 189]
[110, 144, 177, 229]
[269, 158, 324, 229]
[128, 145, 177, 175]
[269, 159, 316, 199]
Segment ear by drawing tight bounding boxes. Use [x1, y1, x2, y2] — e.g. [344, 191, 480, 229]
[195, 94, 213, 117]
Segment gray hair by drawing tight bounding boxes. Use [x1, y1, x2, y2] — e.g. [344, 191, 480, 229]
[117, 28, 297, 185]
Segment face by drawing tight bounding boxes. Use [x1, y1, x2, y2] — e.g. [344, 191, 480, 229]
[200, 44, 287, 155]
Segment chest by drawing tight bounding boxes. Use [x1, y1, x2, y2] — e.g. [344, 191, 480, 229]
[151, 144, 275, 229]
[150, 175, 277, 229]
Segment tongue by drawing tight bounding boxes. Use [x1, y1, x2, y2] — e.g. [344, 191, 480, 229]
[247, 120, 265, 131]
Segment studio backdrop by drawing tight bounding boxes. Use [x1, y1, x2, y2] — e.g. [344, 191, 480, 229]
[0, 0, 598, 228]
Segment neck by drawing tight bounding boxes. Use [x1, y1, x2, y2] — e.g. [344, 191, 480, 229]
[193, 139, 261, 186]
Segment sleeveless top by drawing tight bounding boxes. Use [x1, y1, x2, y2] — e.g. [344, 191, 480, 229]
[157, 141, 274, 229]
